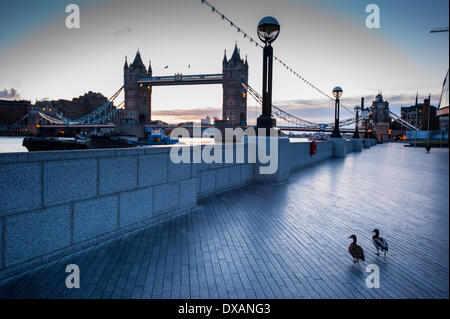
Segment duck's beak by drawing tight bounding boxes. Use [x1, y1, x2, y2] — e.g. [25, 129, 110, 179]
[348, 236, 352, 238]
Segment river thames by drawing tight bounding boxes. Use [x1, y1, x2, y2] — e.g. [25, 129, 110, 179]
[0, 137, 27, 153]
[0, 136, 311, 153]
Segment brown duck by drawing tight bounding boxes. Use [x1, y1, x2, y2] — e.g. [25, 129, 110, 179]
[348, 235, 365, 263]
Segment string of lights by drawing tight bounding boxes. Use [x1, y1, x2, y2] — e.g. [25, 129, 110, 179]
[200, 0, 355, 115]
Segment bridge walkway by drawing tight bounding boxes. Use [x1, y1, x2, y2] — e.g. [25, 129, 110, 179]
[0, 143, 448, 298]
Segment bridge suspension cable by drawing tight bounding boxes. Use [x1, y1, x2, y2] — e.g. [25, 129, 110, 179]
[242, 82, 316, 127]
[38, 112, 67, 125]
[35, 86, 124, 126]
[199, 0, 355, 115]
[12, 113, 29, 126]
[75, 86, 124, 124]
[245, 82, 414, 132]
[243, 82, 368, 129]
[109, 86, 124, 101]
[388, 111, 419, 131]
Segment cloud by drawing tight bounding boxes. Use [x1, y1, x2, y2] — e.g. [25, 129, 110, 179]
[274, 98, 329, 110]
[380, 93, 440, 105]
[0, 88, 20, 100]
[275, 92, 441, 112]
[150, 91, 442, 124]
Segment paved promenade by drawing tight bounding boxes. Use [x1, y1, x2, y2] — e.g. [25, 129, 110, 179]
[0, 143, 448, 298]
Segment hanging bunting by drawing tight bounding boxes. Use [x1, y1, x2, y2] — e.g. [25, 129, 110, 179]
[200, 0, 355, 114]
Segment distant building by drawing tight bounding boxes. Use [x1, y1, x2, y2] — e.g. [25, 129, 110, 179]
[201, 116, 211, 126]
[51, 91, 109, 120]
[0, 100, 31, 125]
[177, 121, 195, 127]
[148, 120, 168, 126]
[437, 70, 449, 138]
[214, 119, 233, 128]
[400, 98, 439, 131]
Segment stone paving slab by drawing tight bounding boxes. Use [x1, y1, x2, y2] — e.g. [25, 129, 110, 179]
[0, 143, 448, 298]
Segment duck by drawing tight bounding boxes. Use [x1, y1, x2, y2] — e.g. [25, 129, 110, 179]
[348, 235, 365, 263]
[372, 229, 388, 256]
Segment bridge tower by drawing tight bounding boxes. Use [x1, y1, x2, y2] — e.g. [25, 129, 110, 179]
[370, 92, 391, 141]
[222, 44, 248, 127]
[123, 50, 152, 124]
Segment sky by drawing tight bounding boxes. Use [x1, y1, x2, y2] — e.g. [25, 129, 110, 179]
[0, 0, 448, 123]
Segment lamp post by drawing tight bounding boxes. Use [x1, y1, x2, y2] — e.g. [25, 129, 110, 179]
[353, 105, 361, 138]
[426, 97, 431, 152]
[256, 16, 280, 131]
[361, 97, 368, 138]
[330, 86, 343, 138]
[364, 119, 369, 138]
[369, 120, 374, 139]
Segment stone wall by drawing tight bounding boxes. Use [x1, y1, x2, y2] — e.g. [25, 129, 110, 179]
[0, 139, 374, 281]
[288, 140, 333, 172]
[0, 144, 255, 281]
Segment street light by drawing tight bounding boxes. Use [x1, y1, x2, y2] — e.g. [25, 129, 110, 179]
[257, 16, 280, 43]
[353, 105, 361, 138]
[364, 116, 370, 138]
[331, 86, 343, 138]
[369, 120, 374, 138]
[256, 16, 280, 130]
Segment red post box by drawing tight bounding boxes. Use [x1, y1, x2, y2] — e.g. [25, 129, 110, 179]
[310, 140, 317, 155]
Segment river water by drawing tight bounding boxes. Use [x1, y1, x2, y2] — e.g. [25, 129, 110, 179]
[0, 136, 27, 153]
[0, 136, 310, 154]
[0, 137, 220, 153]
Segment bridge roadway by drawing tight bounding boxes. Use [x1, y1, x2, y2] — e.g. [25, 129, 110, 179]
[138, 74, 223, 86]
[0, 143, 448, 298]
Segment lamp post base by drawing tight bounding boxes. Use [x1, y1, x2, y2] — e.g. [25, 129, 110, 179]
[256, 115, 276, 129]
[256, 115, 278, 136]
[352, 138, 362, 151]
[330, 129, 342, 138]
[328, 137, 346, 157]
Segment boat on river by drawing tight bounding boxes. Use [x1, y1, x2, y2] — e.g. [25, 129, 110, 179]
[128, 128, 179, 146]
[22, 128, 178, 151]
[23, 136, 88, 151]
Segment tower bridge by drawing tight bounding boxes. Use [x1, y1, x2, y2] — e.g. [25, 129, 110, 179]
[28, 45, 418, 139]
[124, 45, 248, 128]
[1, 2, 447, 299]
[138, 73, 223, 86]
